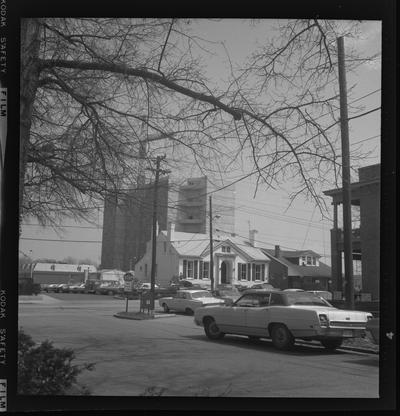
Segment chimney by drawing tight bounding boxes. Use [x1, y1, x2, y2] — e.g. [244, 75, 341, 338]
[275, 245, 281, 258]
[249, 229, 258, 247]
[167, 222, 175, 242]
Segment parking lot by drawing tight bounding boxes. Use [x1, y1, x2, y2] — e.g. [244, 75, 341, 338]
[18, 293, 379, 398]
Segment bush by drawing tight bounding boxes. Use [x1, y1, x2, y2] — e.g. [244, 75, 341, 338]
[18, 328, 94, 395]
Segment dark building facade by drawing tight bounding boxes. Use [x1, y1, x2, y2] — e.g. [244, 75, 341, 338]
[101, 177, 170, 271]
[323, 164, 380, 300]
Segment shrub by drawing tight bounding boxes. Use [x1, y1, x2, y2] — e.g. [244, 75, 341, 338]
[18, 328, 94, 395]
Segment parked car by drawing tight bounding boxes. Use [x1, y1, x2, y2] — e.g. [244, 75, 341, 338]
[69, 283, 86, 294]
[97, 280, 124, 296]
[308, 290, 333, 301]
[212, 285, 241, 305]
[85, 280, 101, 294]
[138, 283, 159, 291]
[54, 283, 70, 293]
[46, 283, 60, 292]
[194, 289, 373, 351]
[158, 289, 225, 315]
[282, 288, 305, 292]
[250, 283, 278, 291]
[40, 283, 51, 292]
[365, 317, 379, 345]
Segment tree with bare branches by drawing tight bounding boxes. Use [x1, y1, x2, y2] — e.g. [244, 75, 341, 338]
[20, 18, 378, 227]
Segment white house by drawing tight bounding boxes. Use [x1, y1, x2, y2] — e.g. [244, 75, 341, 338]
[134, 223, 270, 288]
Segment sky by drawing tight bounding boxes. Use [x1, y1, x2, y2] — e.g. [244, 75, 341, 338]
[19, 19, 382, 267]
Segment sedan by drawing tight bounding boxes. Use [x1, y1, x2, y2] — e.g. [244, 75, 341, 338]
[194, 290, 373, 351]
[69, 283, 86, 294]
[158, 290, 225, 315]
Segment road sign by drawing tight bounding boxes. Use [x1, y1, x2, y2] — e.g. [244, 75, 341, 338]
[123, 273, 134, 282]
[124, 281, 132, 292]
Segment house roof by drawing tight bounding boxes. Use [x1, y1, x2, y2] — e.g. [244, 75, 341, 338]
[264, 249, 321, 258]
[162, 231, 210, 257]
[161, 231, 269, 261]
[220, 237, 270, 261]
[30, 263, 97, 273]
[262, 249, 331, 278]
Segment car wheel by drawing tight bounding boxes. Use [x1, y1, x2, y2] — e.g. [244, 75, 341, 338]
[271, 324, 294, 350]
[204, 318, 225, 340]
[320, 338, 343, 350]
[185, 308, 194, 316]
[162, 303, 170, 313]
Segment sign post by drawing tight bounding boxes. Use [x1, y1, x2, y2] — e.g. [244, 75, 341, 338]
[123, 272, 134, 312]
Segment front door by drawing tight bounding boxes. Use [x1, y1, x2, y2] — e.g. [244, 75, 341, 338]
[221, 261, 228, 284]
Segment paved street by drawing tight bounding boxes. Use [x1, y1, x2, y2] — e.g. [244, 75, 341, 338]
[18, 294, 379, 397]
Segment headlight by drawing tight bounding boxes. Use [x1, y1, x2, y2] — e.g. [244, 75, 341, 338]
[367, 314, 373, 321]
[319, 314, 329, 327]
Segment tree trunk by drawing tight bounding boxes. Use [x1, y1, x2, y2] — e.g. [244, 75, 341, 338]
[19, 18, 42, 233]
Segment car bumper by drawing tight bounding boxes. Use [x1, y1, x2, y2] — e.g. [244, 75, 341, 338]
[294, 327, 366, 339]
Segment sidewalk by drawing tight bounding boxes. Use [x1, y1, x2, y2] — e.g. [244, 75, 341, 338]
[18, 295, 63, 304]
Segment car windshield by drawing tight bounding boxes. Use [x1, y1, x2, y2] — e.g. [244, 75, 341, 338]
[285, 292, 332, 307]
[191, 291, 212, 299]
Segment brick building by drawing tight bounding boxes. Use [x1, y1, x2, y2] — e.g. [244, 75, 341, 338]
[323, 164, 380, 300]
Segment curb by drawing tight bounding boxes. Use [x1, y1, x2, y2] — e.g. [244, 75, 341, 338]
[114, 312, 177, 320]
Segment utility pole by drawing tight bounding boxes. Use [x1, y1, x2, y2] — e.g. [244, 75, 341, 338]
[337, 36, 354, 310]
[148, 155, 170, 316]
[209, 196, 215, 291]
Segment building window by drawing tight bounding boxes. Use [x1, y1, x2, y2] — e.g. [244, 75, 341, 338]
[194, 260, 198, 279]
[238, 263, 247, 280]
[247, 263, 251, 281]
[261, 264, 265, 281]
[221, 246, 231, 253]
[252, 263, 256, 281]
[203, 262, 209, 279]
[183, 260, 187, 277]
[187, 261, 193, 278]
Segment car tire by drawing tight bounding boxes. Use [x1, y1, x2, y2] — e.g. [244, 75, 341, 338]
[204, 318, 225, 340]
[320, 338, 343, 350]
[185, 308, 194, 316]
[271, 324, 295, 350]
[162, 303, 170, 313]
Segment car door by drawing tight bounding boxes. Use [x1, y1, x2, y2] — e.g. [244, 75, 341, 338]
[216, 294, 258, 335]
[243, 293, 272, 337]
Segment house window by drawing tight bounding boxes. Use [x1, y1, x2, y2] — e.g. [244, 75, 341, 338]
[183, 260, 187, 277]
[186, 260, 193, 279]
[247, 263, 251, 281]
[238, 263, 247, 280]
[221, 246, 231, 253]
[203, 262, 209, 279]
[301, 256, 306, 266]
[261, 264, 265, 281]
[194, 260, 198, 279]
[306, 256, 313, 265]
[252, 263, 256, 281]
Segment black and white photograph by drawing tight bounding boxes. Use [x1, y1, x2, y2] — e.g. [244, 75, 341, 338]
[0, 0, 397, 413]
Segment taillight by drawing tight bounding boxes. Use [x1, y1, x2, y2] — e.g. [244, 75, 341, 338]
[319, 314, 329, 327]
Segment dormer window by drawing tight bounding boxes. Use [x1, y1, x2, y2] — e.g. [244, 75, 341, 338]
[221, 246, 231, 253]
[300, 255, 317, 266]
